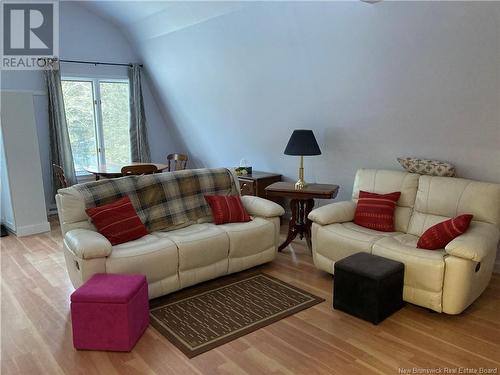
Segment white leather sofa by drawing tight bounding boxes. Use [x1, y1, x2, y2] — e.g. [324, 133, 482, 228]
[56, 174, 284, 299]
[308, 169, 500, 314]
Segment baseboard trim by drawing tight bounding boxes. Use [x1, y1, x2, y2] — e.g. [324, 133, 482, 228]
[1, 219, 15, 232]
[14, 222, 51, 237]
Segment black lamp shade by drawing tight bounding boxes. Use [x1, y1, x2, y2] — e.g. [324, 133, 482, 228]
[284, 129, 321, 156]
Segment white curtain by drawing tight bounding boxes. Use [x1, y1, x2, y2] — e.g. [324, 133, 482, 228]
[129, 64, 151, 162]
[43, 60, 77, 192]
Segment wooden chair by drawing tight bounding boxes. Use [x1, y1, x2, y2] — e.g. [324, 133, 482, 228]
[52, 164, 68, 189]
[167, 153, 188, 171]
[121, 164, 158, 176]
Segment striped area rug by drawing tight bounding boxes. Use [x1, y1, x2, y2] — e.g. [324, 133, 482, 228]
[149, 273, 324, 358]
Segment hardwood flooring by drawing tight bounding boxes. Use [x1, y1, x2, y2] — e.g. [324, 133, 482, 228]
[1, 218, 499, 375]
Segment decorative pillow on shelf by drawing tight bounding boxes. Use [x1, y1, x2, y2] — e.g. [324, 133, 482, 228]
[205, 195, 251, 225]
[417, 214, 473, 250]
[354, 191, 401, 232]
[397, 157, 456, 177]
[85, 195, 148, 245]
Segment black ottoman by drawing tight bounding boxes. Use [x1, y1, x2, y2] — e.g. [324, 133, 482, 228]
[333, 252, 404, 324]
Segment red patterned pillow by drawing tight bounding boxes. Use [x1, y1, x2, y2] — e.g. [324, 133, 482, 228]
[354, 191, 401, 232]
[205, 195, 251, 225]
[85, 196, 148, 245]
[417, 214, 473, 250]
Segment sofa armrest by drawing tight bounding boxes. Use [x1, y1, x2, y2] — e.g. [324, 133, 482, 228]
[240, 195, 285, 218]
[64, 229, 112, 259]
[445, 222, 500, 262]
[308, 201, 356, 226]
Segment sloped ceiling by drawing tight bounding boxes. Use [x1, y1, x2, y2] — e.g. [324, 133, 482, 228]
[79, 0, 253, 166]
[81, 1, 250, 43]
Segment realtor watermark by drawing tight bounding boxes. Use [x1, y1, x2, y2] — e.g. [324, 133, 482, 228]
[1, 0, 59, 69]
[398, 367, 498, 374]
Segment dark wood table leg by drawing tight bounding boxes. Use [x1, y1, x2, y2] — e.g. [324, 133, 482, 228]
[304, 199, 314, 249]
[278, 198, 315, 252]
[279, 199, 300, 251]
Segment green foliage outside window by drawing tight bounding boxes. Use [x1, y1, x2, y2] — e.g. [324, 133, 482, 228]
[62, 79, 130, 174]
[62, 80, 97, 173]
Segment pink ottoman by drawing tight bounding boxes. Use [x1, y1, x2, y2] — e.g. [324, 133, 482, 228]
[70, 274, 149, 351]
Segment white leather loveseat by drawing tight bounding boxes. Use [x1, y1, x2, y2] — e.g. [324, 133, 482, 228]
[308, 169, 500, 314]
[56, 171, 284, 299]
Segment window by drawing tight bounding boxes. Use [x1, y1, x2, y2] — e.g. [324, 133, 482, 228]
[61, 78, 130, 175]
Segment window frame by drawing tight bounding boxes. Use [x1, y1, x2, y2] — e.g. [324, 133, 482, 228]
[61, 75, 130, 175]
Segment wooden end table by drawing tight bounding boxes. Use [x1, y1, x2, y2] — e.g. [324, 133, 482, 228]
[237, 171, 281, 198]
[265, 182, 339, 252]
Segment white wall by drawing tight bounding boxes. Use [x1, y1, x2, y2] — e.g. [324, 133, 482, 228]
[131, 1, 500, 202]
[1, 92, 50, 236]
[0, 1, 176, 210]
[0, 131, 15, 230]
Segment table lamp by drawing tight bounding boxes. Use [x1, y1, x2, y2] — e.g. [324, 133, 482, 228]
[284, 129, 321, 190]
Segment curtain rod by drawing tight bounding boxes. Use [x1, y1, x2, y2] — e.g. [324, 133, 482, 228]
[59, 59, 143, 68]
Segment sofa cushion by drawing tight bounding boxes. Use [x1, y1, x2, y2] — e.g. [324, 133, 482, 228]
[407, 211, 455, 238]
[409, 175, 500, 235]
[308, 201, 356, 226]
[417, 214, 473, 250]
[85, 196, 148, 245]
[315, 222, 399, 263]
[218, 217, 275, 259]
[56, 189, 89, 235]
[205, 195, 251, 224]
[106, 235, 179, 284]
[65, 229, 112, 260]
[155, 224, 229, 271]
[354, 191, 401, 232]
[444, 221, 500, 262]
[372, 234, 445, 293]
[352, 169, 419, 208]
[397, 157, 456, 177]
[352, 169, 419, 232]
[240, 195, 285, 218]
[156, 223, 230, 288]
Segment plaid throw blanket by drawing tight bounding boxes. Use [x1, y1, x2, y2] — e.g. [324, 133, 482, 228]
[74, 168, 238, 232]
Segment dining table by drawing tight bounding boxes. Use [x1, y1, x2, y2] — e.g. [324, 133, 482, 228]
[84, 162, 169, 180]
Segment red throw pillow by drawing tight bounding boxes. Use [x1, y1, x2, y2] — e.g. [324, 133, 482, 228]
[205, 195, 251, 225]
[354, 191, 401, 232]
[85, 196, 148, 245]
[417, 214, 473, 250]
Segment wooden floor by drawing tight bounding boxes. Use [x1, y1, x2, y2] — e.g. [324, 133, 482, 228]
[1, 218, 500, 375]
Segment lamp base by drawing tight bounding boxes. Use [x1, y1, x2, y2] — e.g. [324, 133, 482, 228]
[295, 179, 307, 190]
[295, 157, 307, 190]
